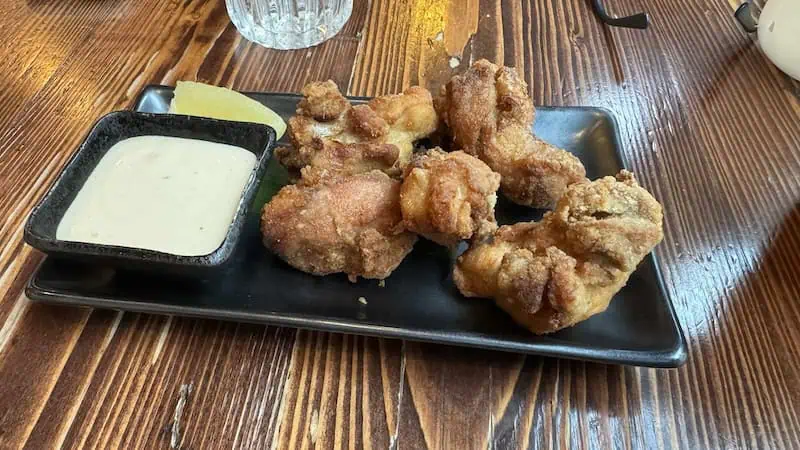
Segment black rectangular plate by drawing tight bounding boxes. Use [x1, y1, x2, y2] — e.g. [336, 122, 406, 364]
[26, 85, 687, 367]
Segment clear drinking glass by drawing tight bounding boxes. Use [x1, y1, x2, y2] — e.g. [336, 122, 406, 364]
[226, 0, 353, 50]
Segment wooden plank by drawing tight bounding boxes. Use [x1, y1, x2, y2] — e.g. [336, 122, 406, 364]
[0, 299, 90, 448]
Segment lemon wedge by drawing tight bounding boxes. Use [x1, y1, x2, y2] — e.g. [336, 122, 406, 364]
[169, 81, 286, 139]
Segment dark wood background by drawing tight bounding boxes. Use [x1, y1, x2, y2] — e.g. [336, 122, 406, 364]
[1, 0, 799, 448]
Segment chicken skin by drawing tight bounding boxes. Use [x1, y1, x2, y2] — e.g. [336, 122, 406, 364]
[298, 139, 401, 185]
[400, 149, 501, 246]
[261, 170, 417, 281]
[276, 80, 438, 176]
[437, 59, 586, 209]
[454, 171, 663, 334]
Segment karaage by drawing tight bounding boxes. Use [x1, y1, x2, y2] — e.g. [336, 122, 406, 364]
[276, 80, 438, 176]
[400, 149, 501, 246]
[261, 170, 417, 281]
[454, 170, 663, 334]
[438, 59, 586, 209]
[298, 139, 401, 185]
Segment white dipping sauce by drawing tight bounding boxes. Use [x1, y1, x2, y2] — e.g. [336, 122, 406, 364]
[57, 135, 257, 256]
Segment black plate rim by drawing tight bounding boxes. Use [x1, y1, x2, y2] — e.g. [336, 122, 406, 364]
[131, 84, 622, 118]
[25, 258, 686, 367]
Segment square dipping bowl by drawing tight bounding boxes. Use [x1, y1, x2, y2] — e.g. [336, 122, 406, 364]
[24, 111, 277, 275]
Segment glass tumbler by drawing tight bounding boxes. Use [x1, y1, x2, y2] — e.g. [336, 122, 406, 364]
[226, 0, 353, 50]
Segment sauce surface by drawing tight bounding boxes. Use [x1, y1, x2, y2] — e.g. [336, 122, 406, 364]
[57, 135, 257, 256]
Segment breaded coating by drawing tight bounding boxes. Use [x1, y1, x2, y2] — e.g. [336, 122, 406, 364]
[276, 81, 438, 175]
[298, 140, 401, 185]
[296, 80, 350, 120]
[261, 170, 417, 281]
[438, 59, 586, 208]
[400, 149, 501, 246]
[454, 171, 663, 334]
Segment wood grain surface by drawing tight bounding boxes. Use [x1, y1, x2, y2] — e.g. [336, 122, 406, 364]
[1, 0, 799, 448]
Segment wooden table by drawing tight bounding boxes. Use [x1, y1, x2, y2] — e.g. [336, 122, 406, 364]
[1, 0, 799, 448]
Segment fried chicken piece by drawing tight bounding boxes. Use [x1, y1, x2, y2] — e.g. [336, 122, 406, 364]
[400, 149, 501, 246]
[454, 171, 663, 334]
[296, 80, 350, 120]
[438, 59, 586, 209]
[298, 140, 401, 185]
[276, 80, 438, 176]
[261, 170, 417, 281]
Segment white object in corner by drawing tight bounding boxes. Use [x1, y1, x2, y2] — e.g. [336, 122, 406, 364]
[758, 0, 800, 81]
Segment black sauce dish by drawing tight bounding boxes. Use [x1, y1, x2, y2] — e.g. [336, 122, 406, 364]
[24, 110, 277, 276]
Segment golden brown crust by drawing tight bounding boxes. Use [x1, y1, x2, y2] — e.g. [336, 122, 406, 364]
[278, 80, 438, 174]
[298, 140, 401, 184]
[399, 149, 500, 246]
[297, 81, 350, 120]
[485, 126, 586, 208]
[439, 59, 586, 209]
[453, 170, 664, 334]
[347, 105, 390, 138]
[260, 170, 417, 281]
